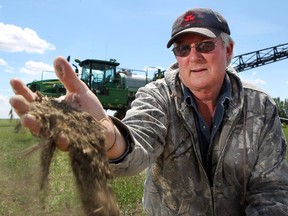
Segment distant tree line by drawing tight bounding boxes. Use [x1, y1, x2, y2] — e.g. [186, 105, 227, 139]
[274, 98, 288, 123]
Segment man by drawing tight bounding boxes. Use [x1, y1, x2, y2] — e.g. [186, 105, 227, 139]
[10, 8, 288, 215]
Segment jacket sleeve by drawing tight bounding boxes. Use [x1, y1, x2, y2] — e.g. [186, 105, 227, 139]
[245, 100, 288, 215]
[109, 80, 170, 177]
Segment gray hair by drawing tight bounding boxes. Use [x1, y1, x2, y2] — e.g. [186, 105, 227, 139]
[220, 32, 234, 66]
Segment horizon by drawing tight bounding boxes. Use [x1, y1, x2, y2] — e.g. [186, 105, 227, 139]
[1, 0, 288, 118]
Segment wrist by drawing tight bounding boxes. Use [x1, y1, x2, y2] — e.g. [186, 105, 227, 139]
[97, 116, 127, 160]
[97, 116, 117, 151]
[104, 124, 117, 152]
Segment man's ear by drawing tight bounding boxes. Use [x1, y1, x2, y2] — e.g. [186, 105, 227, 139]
[226, 42, 234, 60]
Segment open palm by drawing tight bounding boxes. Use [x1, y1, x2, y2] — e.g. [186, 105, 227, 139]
[10, 56, 107, 141]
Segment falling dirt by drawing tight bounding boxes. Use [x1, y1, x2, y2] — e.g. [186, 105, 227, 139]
[25, 93, 120, 216]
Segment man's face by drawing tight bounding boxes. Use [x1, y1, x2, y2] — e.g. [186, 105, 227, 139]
[174, 34, 233, 94]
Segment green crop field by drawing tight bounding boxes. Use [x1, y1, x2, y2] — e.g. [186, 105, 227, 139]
[0, 119, 145, 216]
[0, 119, 287, 215]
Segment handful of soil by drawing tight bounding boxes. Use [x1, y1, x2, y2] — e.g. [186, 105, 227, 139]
[26, 93, 120, 216]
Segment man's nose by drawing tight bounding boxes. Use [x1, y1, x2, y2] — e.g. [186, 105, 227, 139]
[189, 47, 204, 62]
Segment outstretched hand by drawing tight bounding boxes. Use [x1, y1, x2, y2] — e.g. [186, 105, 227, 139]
[9, 56, 108, 150]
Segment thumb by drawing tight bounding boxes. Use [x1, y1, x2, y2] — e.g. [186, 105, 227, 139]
[53, 56, 106, 120]
[53, 56, 88, 93]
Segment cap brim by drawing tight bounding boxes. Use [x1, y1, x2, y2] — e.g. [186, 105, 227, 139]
[166, 27, 220, 48]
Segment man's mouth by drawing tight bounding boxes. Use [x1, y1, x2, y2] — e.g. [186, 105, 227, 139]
[191, 68, 206, 73]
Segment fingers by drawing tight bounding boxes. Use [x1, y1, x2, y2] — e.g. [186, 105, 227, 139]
[20, 114, 41, 135]
[9, 94, 41, 134]
[10, 78, 36, 102]
[22, 114, 69, 152]
[9, 95, 30, 116]
[9, 58, 72, 153]
[55, 133, 69, 152]
[53, 56, 88, 93]
[11, 95, 70, 151]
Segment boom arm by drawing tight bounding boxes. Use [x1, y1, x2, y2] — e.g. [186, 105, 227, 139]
[232, 43, 288, 72]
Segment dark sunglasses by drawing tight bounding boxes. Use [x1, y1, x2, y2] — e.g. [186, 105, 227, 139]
[172, 41, 216, 57]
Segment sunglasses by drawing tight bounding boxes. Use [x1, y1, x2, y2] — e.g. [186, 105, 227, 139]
[172, 41, 216, 57]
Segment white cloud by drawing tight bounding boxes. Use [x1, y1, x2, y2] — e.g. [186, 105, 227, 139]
[240, 69, 266, 86]
[0, 58, 14, 73]
[0, 58, 7, 66]
[0, 93, 9, 106]
[19, 61, 54, 75]
[0, 23, 56, 54]
[254, 78, 266, 85]
[240, 77, 266, 86]
[4, 68, 14, 74]
[251, 71, 257, 76]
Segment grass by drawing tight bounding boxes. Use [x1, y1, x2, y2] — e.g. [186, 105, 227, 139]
[0, 119, 287, 215]
[0, 119, 145, 215]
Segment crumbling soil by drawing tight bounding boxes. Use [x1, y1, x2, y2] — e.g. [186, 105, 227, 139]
[26, 93, 120, 216]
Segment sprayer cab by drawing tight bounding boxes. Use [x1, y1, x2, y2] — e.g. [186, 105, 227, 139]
[74, 58, 151, 118]
[77, 58, 120, 94]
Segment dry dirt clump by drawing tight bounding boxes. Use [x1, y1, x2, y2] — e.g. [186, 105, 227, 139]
[26, 93, 120, 216]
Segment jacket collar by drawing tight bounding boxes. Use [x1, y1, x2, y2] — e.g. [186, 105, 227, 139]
[182, 75, 232, 109]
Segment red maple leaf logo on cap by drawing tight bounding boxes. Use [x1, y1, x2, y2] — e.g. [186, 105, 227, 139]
[184, 14, 196, 22]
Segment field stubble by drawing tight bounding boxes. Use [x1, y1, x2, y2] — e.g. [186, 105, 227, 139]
[0, 119, 145, 216]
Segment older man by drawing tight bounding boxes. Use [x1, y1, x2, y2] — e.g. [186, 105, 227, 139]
[10, 8, 288, 216]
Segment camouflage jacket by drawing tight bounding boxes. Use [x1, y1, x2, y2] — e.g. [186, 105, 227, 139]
[111, 63, 288, 216]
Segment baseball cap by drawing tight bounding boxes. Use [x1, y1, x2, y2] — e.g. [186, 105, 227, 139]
[166, 8, 230, 48]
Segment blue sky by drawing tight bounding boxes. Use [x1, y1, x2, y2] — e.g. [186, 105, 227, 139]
[1, 0, 288, 119]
